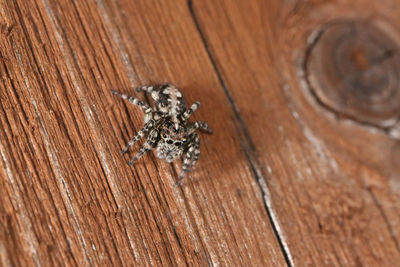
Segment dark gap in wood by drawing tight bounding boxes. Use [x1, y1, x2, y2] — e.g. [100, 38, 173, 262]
[188, 1, 292, 266]
[165, 209, 184, 251]
[165, 209, 187, 263]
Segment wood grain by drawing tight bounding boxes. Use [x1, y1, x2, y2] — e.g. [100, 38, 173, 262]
[192, 0, 400, 266]
[0, 0, 399, 266]
[0, 0, 286, 266]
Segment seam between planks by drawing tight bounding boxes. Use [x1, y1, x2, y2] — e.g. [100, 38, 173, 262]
[188, 1, 294, 266]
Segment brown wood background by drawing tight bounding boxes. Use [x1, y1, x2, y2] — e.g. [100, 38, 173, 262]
[1, 0, 400, 266]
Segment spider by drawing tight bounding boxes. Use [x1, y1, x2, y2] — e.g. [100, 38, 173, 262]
[112, 83, 212, 184]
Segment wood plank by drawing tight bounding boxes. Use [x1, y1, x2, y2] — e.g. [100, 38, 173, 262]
[192, 0, 400, 266]
[0, 0, 287, 265]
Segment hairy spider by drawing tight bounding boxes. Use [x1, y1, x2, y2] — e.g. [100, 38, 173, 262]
[112, 83, 212, 184]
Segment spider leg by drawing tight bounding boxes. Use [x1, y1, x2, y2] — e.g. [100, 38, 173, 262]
[176, 134, 200, 185]
[135, 85, 155, 93]
[186, 121, 213, 135]
[135, 83, 169, 102]
[165, 149, 183, 163]
[128, 129, 158, 165]
[165, 155, 174, 163]
[135, 85, 163, 111]
[182, 101, 200, 121]
[112, 90, 153, 114]
[121, 119, 155, 154]
[197, 121, 212, 134]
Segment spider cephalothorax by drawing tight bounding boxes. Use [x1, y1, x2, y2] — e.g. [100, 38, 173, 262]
[112, 83, 212, 184]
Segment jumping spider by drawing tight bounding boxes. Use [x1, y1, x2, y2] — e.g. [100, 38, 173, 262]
[112, 83, 212, 184]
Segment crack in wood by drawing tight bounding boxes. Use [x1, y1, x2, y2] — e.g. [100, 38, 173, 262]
[188, 1, 294, 266]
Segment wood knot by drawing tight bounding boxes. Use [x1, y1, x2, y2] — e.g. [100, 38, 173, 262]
[305, 21, 400, 128]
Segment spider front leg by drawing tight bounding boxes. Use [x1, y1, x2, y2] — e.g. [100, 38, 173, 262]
[135, 85, 155, 93]
[197, 122, 212, 134]
[121, 119, 155, 154]
[135, 83, 171, 103]
[128, 129, 159, 165]
[176, 134, 200, 185]
[186, 121, 213, 135]
[182, 101, 200, 121]
[112, 90, 153, 114]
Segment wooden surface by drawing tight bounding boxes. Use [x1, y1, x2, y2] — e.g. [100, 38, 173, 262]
[0, 0, 399, 266]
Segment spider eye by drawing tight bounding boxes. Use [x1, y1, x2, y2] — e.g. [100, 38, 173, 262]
[162, 133, 167, 138]
[174, 141, 182, 146]
[166, 139, 173, 145]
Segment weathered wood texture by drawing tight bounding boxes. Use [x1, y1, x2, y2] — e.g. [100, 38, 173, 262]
[0, 0, 399, 266]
